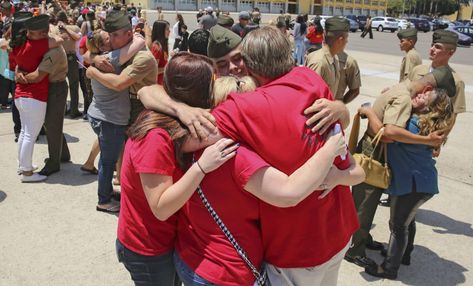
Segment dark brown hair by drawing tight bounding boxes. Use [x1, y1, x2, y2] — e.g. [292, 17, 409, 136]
[128, 52, 214, 169]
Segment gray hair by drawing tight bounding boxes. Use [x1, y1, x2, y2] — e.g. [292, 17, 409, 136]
[240, 26, 294, 79]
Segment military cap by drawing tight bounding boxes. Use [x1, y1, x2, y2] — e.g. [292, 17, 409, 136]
[207, 24, 241, 59]
[24, 14, 50, 30]
[0, 1, 12, 10]
[239, 11, 250, 20]
[217, 14, 234, 27]
[431, 66, 456, 98]
[104, 11, 131, 33]
[397, 27, 417, 40]
[432, 29, 458, 46]
[325, 16, 349, 32]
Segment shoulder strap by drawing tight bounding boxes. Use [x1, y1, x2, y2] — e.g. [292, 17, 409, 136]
[348, 113, 360, 154]
[196, 186, 267, 286]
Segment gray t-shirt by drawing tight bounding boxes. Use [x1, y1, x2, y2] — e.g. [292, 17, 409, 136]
[87, 50, 130, 126]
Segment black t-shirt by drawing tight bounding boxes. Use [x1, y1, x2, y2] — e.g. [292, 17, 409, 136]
[231, 23, 245, 37]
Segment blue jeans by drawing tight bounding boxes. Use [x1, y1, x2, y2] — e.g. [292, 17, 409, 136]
[294, 39, 306, 66]
[88, 116, 127, 204]
[116, 239, 179, 286]
[174, 252, 216, 286]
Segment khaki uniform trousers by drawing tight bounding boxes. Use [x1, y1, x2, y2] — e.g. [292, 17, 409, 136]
[44, 81, 70, 167]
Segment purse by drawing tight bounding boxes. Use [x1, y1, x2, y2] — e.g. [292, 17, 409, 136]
[196, 185, 270, 286]
[348, 114, 391, 189]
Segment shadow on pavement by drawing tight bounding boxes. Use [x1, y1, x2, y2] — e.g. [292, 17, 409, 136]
[36, 133, 80, 145]
[44, 163, 98, 186]
[416, 209, 473, 238]
[0, 191, 6, 203]
[360, 245, 467, 285]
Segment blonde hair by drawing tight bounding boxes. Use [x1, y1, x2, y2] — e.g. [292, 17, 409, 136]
[417, 88, 454, 137]
[86, 29, 105, 54]
[213, 76, 258, 105]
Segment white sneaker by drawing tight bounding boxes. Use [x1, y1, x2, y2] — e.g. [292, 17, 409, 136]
[21, 173, 47, 183]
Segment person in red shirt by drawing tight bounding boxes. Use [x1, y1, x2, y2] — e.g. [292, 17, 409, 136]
[12, 14, 62, 183]
[149, 20, 169, 85]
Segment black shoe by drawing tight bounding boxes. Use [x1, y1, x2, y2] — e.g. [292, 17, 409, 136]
[379, 198, 391, 207]
[344, 255, 376, 268]
[366, 240, 385, 251]
[83, 114, 88, 121]
[68, 111, 83, 119]
[44, 157, 71, 164]
[38, 165, 60, 176]
[365, 263, 397, 280]
[14, 133, 19, 142]
[380, 248, 411, 265]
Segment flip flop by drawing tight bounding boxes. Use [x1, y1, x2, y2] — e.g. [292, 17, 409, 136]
[96, 204, 120, 213]
[80, 166, 98, 175]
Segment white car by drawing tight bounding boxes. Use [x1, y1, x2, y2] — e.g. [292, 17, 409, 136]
[371, 17, 398, 32]
[397, 19, 411, 30]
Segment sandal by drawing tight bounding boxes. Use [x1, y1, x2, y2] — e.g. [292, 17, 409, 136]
[96, 200, 120, 213]
[80, 166, 98, 175]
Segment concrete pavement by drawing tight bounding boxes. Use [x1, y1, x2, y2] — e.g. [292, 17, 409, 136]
[0, 34, 472, 285]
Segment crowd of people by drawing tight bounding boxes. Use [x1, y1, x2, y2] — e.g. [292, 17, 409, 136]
[0, 1, 466, 285]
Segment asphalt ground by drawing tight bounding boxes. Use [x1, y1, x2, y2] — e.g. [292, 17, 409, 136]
[0, 12, 472, 286]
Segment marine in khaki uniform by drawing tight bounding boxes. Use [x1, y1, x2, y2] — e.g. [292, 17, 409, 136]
[86, 11, 157, 125]
[397, 28, 422, 82]
[336, 51, 361, 103]
[408, 30, 465, 115]
[344, 67, 456, 268]
[38, 47, 71, 175]
[57, 11, 82, 118]
[305, 16, 350, 97]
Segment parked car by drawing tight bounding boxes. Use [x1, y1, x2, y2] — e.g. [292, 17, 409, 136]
[397, 19, 411, 30]
[371, 17, 398, 32]
[407, 18, 430, 32]
[431, 19, 448, 30]
[346, 18, 359, 32]
[346, 15, 363, 31]
[357, 15, 368, 31]
[446, 27, 472, 46]
[454, 26, 473, 39]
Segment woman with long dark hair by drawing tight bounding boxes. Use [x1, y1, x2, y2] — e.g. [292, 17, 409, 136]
[172, 14, 184, 50]
[80, 11, 100, 36]
[293, 14, 307, 65]
[151, 20, 169, 85]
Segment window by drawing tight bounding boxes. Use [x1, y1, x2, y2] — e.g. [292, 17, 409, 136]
[364, 0, 370, 4]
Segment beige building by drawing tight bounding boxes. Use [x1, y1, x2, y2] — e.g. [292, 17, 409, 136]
[142, 0, 386, 15]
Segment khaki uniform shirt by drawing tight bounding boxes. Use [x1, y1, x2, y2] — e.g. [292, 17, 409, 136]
[399, 48, 422, 82]
[38, 47, 68, 82]
[408, 64, 466, 114]
[123, 49, 158, 99]
[372, 80, 412, 128]
[305, 45, 340, 97]
[60, 25, 81, 54]
[336, 52, 361, 101]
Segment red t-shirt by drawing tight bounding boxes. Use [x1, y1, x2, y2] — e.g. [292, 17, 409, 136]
[13, 38, 49, 102]
[117, 128, 181, 256]
[79, 36, 90, 67]
[176, 146, 268, 286]
[212, 66, 359, 268]
[307, 25, 324, 44]
[150, 42, 167, 85]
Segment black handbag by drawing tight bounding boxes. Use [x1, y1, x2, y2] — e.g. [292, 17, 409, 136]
[197, 185, 270, 286]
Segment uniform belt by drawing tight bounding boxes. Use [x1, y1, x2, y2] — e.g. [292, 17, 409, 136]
[129, 93, 138, 99]
[50, 79, 66, 84]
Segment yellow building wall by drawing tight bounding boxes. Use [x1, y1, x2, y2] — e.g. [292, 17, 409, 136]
[446, 5, 473, 21]
[299, 0, 312, 14]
